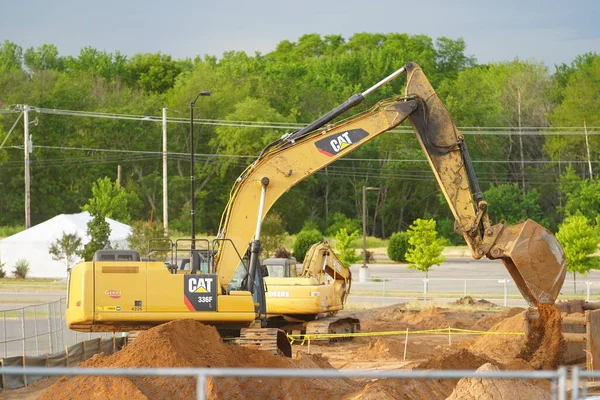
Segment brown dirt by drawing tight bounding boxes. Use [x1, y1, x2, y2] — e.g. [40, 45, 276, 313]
[446, 363, 551, 400]
[469, 313, 526, 363]
[367, 306, 484, 332]
[39, 320, 359, 400]
[344, 378, 455, 400]
[517, 303, 565, 370]
[470, 307, 525, 331]
[413, 348, 498, 370]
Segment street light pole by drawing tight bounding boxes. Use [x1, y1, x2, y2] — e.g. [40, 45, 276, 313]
[189, 91, 211, 250]
[361, 186, 380, 282]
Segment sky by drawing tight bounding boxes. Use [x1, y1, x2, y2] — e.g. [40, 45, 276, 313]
[1, 0, 599, 70]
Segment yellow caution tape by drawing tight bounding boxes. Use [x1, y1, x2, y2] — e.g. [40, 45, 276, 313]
[287, 327, 524, 345]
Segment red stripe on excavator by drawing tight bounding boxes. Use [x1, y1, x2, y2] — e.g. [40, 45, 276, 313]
[184, 295, 195, 311]
[317, 147, 334, 157]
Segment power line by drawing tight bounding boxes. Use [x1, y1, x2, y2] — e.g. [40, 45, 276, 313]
[3, 106, 600, 135]
[18, 145, 600, 165]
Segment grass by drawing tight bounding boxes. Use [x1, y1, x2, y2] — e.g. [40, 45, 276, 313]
[0, 224, 25, 239]
[0, 277, 67, 291]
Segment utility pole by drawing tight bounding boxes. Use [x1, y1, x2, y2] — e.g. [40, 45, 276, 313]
[23, 105, 31, 229]
[117, 165, 122, 186]
[162, 107, 168, 235]
[584, 121, 593, 180]
[361, 186, 379, 282]
[517, 89, 525, 189]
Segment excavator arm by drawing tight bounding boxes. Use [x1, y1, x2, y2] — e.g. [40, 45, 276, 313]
[214, 62, 566, 306]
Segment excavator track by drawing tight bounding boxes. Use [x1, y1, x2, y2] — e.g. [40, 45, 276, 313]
[305, 317, 360, 342]
[239, 328, 292, 357]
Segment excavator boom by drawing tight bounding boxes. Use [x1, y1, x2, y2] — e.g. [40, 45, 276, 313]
[403, 62, 565, 304]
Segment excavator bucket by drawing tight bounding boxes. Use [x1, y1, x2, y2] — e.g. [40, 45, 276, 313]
[494, 219, 566, 306]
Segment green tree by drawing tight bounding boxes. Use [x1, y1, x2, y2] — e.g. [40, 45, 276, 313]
[48, 232, 83, 270]
[556, 215, 600, 293]
[127, 220, 168, 260]
[326, 213, 361, 237]
[558, 166, 600, 221]
[405, 219, 446, 278]
[82, 177, 140, 224]
[484, 183, 547, 226]
[79, 210, 111, 261]
[333, 228, 360, 267]
[293, 227, 324, 262]
[260, 212, 288, 257]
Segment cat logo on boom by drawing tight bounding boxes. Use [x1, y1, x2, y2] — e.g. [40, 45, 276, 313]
[315, 128, 369, 157]
[184, 274, 217, 312]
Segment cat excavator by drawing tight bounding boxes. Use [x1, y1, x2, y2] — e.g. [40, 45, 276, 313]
[66, 62, 566, 356]
[263, 241, 359, 339]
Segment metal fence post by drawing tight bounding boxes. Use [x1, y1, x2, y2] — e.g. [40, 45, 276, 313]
[571, 366, 579, 400]
[586, 282, 592, 302]
[33, 306, 39, 356]
[21, 308, 26, 355]
[197, 373, 207, 400]
[60, 299, 66, 350]
[47, 302, 53, 354]
[557, 366, 567, 400]
[3, 310, 6, 358]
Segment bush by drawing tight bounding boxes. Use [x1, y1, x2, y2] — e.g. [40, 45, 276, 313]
[293, 228, 324, 262]
[13, 259, 30, 279]
[0, 256, 6, 278]
[387, 231, 410, 262]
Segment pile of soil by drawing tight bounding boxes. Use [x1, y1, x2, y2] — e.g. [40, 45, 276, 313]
[446, 363, 550, 399]
[469, 313, 526, 362]
[39, 320, 358, 400]
[414, 349, 497, 370]
[470, 307, 524, 331]
[370, 306, 476, 331]
[356, 339, 392, 359]
[517, 303, 565, 370]
[454, 296, 495, 307]
[345, 378, 454, 400]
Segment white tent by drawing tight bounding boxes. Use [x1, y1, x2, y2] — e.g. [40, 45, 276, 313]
[0, 212, 132, 278]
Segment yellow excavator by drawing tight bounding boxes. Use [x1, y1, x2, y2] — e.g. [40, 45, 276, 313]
[66, 62, 566, 355]
[263, 241, 359, 338]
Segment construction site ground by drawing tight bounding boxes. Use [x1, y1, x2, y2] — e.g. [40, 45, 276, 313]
[1, 298, 590, 399]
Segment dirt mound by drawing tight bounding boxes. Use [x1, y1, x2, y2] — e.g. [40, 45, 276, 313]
[414, 349, 496, 370]
[470, 307, 524, 331]
[454, 296, 495, 307]
[39, 320, 358, 400]
[518, 304, 565, 369]
[446, 363, 550, 399]
[356, 339, 392, 359]
[469, 313, 525, 362]
[346, 378, 454, 400]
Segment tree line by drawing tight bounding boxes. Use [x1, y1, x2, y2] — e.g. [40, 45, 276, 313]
[0, 34, 599, 247]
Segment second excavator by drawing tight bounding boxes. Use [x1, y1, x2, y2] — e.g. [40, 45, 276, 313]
[66, 62, 566, 355]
